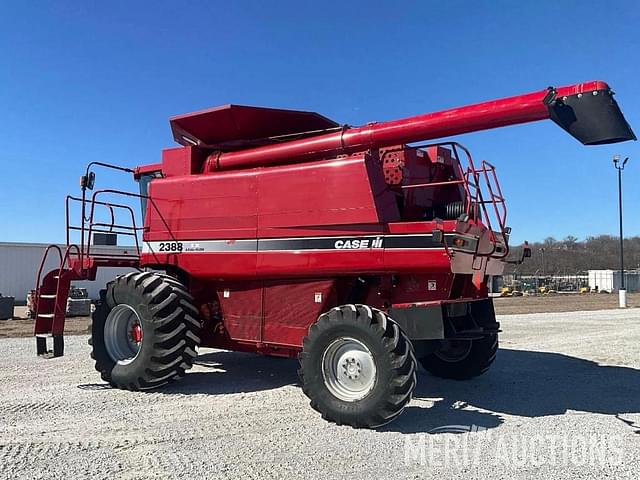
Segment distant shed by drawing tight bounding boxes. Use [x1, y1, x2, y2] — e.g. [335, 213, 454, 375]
[588, 269, 640, 293]
[0, 242, 137, 301]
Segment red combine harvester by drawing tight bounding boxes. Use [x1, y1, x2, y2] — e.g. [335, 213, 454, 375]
[34, 81, 634, 427]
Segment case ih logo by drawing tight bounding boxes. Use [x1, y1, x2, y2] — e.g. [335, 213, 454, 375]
[334, 237, 384, 249]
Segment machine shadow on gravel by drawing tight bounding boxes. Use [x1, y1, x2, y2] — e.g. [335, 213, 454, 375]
[78, 347, 640, 435]
[159, 350, 299, 395]
[79, 351, 299, 394]
[384, 347, 640, 434]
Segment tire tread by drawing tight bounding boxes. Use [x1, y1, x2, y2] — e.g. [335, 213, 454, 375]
[299, 303, 416, 428]
[91, 272, 201, 390]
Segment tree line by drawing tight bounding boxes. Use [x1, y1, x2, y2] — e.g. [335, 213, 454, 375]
[505, 235, 640, 275]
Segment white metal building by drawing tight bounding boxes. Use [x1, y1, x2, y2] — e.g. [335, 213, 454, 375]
[0, 242, 137, 301]
[588, 269, 640, 293]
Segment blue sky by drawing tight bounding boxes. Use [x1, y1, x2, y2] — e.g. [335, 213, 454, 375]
[0, 0, 638, 244]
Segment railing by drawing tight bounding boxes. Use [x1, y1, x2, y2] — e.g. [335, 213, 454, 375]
[476, 160, 508, 258]
[33, 244, 81, 321]
[34, 245, 63, 319]
[380, 141, 510, 260]
[66, 193, 142, 262]
[461, 157, 509, 259]
[50, 245, 82, 334]
[64, 162, 177, 269]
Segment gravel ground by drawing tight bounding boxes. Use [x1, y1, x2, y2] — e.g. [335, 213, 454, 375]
[1, 308, 639, 479]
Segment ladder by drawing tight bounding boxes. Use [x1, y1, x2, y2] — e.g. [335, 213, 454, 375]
[33, 245, 86, 357]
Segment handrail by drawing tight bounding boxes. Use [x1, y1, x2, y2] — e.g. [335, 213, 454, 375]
[447, 142, 508, 259]
[382, 141, 510, 261]
[66, 191, 142, 266]
[400, 179, 466, 189]
[87, 189, 179, 254]
[33, 245, 63, 322]
[85, 190, 141, 260]
[86, 192, 140, 261]
[68, 225, 141, 234]
[481, 160, 507, 224]
[465, 166, 501, 259]
[50, 245, 81, 334]
[66, 173, 177, 269]
[66, 194, 140, 255]
[479, 160, 509, 259]
[450, 142, 478, 220]
[75, 162, 138, 266]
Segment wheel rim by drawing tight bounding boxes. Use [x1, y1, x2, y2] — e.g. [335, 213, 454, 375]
[104, 304, 143, 365]
[434, 339, 472, 362]
[321, 337, 377, 402]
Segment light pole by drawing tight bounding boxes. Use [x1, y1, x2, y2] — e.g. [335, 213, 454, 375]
[613, 155, 629, 308]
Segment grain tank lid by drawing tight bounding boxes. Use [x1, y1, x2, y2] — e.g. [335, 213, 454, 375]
[170, 104, 340, 149]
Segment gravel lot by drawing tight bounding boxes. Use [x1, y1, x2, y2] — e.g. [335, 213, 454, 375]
[1, 308, 639, 479]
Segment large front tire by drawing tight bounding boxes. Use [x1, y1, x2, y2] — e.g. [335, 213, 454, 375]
[91, 272, 200, 390]
[418, 334, 498, 380]
[298, 304, 417, 428]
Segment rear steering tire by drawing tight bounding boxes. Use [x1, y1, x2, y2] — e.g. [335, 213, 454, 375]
[418, 334, 498, 380]
[298, 304, 417, 428]
[91, 272, 200, 390]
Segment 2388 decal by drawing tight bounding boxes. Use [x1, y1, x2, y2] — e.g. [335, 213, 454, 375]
[158, 242, 183, 252]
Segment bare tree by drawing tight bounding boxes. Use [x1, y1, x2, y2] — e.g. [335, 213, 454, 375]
[506, 235, 640, 275]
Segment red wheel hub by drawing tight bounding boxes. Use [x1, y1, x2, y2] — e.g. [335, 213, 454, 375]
[130, 324, 143, 344]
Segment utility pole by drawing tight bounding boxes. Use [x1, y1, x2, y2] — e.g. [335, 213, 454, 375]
[613, 155, 629, 308]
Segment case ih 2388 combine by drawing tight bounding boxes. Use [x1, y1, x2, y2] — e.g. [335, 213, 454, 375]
[34, 81, 634, 428]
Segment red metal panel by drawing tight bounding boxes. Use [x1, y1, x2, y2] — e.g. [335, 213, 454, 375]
[257, 225, 386, 239]
[256, 154, 398, 230]
[216, 282, 262, 342]
[388, 274, 454, 304]
[262, 280, 337, 346]
[170, 104, 338, 148]
[146, 152, 399, 243]
[161, 147, 205, 177]
[142, 246, 450, 279]
[145, 169, 258, 241]
[383, 249, 451, 274]
[257, 250, 385, 278]
[140, 218, 463, 279]
[151, 252, 258, 279]
[386, 220, 456, 234]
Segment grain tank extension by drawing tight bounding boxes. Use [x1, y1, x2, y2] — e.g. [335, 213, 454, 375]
[34, 81, 634, 428]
